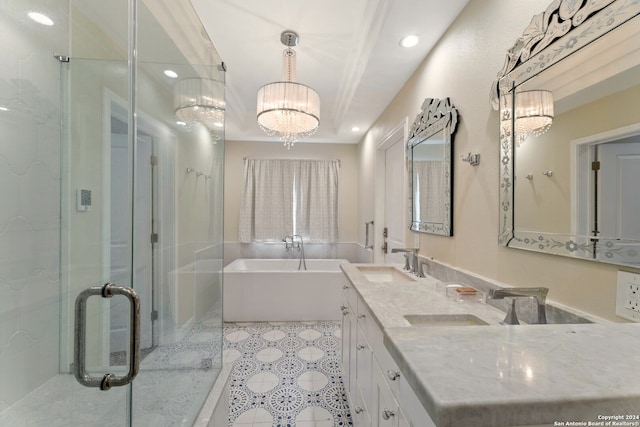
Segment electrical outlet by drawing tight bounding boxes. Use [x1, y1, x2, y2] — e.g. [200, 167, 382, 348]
[616, 271, 640, 321]
[625, 283, 640, 312]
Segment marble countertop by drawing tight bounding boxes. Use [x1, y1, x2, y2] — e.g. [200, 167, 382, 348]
[341, 263, 640, 426]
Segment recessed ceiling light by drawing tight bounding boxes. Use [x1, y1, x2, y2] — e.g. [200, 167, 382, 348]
[164, 69, 178, 78]
[28, 11, 54, 26]
[0, 106, 9, 112]
[176, 120, 187, 126]
[400, 34, 419, 48]
[351, 126, 360, 132]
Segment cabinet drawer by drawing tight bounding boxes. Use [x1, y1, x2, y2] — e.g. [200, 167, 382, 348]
[355, 325, 373, 415]
[356, 297, 383, 348]
[376, 344, 402, 399]
[352, 381, 371, 427]
[377, 345, 437, 427]
[341, 274, 358, 310]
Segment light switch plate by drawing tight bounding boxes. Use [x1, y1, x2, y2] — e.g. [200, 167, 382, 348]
[615, 271, 640, 321]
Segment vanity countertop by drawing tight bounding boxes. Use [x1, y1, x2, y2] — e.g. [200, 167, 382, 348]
[341, 263, 640, 427]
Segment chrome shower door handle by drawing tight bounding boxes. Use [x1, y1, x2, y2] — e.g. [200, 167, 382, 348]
[74, 283, 141, 390]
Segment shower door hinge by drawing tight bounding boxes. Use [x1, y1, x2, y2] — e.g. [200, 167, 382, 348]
[150, 233, 159, 244]
[151, 310, 158, 321]
[383, 227, 388, 238]
[150, 155, 158, 166]
[54, 54, 70, 62]
[592, 161, 600, 171]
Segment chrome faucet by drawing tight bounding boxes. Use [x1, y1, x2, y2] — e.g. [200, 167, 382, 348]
[390, 248, 419, 275]
[283, 234, 307, 270]
[487, 287, 549, 325]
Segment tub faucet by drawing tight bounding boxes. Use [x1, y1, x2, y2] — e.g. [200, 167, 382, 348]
[487, 287, 549, 325]
[390, 248, 419, 275]
[283, 234, 306, 270]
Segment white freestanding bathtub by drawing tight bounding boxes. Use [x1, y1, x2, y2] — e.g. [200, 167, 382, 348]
[223, 258, 349, 322]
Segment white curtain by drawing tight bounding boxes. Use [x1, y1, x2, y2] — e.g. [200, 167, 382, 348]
[239, 159, 295, 242]
[414, 161, 446, 223]
[238, 159, 339, 243]
[296, 160, 339, 242]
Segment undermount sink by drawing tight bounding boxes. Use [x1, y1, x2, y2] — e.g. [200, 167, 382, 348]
[404, 314, 489, 327]
[356, 266, 417, 283]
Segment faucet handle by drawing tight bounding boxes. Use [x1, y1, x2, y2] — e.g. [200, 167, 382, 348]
[402, 252, 411, 271]
[416, 259, 428, 278]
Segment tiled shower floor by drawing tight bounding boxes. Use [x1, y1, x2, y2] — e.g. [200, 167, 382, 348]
[0, 307, 223, 427]
[223, 321, 353, 427]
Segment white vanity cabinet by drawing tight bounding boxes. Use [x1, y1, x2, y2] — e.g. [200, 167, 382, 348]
[341, 280, 434, 427]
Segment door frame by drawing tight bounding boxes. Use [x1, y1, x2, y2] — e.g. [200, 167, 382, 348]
[571, 122, 640, 238]
[101, 88, 176, 352]
[374, 118, 415, 263]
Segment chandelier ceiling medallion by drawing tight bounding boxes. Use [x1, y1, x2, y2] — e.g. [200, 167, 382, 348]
[256, 30, 321, 149]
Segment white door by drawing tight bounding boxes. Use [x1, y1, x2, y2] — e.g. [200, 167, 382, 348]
[384, 135, 407, 263]
[597, 138, 640, 261]
[110, 129, 154, 352]
[598, 138, 640, 238]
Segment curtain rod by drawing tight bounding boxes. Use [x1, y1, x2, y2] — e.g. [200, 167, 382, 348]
[243, 157, 340, 165]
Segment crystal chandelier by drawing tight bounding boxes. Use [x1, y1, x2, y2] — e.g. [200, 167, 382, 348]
[174, 78, 225, 131]
[514, 90, 554, 143]
[257, 31, 320, 149]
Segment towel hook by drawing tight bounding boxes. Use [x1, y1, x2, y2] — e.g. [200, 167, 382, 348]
[461, 153, 480, 166]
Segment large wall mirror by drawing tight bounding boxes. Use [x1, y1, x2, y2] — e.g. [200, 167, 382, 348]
[492, 0, 640, 266]
[407, 97, 458, 235]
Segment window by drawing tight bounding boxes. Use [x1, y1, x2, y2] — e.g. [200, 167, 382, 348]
[239, 159, 339, 243]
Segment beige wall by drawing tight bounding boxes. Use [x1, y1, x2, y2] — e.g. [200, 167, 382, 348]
[224, 141, 359, 243]
[357, 0, 639, 321]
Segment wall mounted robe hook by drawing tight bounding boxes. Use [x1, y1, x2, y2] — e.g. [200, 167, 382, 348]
[543, 170, 553, 177]
[186, 167, 195, 174]
[525, 174, 534, 180]
[461, 152, 480, 166]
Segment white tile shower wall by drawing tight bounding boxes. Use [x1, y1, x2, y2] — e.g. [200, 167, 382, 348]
[0, 2, 68, 410]
[223, 242, 372, 266]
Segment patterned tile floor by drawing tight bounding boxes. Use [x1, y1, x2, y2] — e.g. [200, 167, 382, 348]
[223, 321, 353, 427]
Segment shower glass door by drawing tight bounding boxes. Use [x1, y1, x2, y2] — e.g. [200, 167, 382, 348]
[1, 0, 224, 425]
[0, 0, 132, 425]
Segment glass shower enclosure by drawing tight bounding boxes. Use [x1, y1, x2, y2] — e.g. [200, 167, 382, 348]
[0, 0, 224, 425]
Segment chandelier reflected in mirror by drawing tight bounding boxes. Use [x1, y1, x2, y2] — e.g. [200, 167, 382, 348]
[256, 31, 320, 149]
[514, 90, 554, 143]
[174, 78, 225, 133]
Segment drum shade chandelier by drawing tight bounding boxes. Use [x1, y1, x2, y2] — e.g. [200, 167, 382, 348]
[514, 90, 554, 143]
[174, 78, 225, 131]
[256, 31, 320, 149]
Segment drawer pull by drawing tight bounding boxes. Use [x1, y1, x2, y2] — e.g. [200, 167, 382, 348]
[358, 314, 366, 319]
[356, 344, 366, 350]
[382, 409, 395, 420]
[342, 309, 349, 316]
[340, 305, 347, 310]
[386, 370, 400, 381]
[354, 406, 364, 414]
[343, 285, 349, 289]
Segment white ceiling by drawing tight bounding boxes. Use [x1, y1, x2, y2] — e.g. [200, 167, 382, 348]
[190, 0, 470, 144]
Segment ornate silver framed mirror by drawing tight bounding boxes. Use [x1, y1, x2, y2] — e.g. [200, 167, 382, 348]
[491, 0, 640, 266]
[407, 97, 458, 236]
